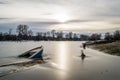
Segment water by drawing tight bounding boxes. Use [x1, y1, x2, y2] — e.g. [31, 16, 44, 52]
[0, 41, 120, 80]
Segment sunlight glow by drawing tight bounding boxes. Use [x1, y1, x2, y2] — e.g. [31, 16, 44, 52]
[58, 42, 67, 69]
[55, 13, 70, 23]
[50, 9, 71, 23]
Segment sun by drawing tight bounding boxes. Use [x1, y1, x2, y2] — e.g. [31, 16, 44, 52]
[57, 14, 70, 23]
[53, 13, 70, 23]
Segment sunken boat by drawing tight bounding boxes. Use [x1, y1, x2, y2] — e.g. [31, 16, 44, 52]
[18, 46, 43, 60]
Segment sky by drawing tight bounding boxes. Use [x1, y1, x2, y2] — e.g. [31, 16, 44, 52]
[0, 0, 120, 34]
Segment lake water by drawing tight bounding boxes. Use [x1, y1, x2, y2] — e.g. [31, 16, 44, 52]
[0, 41, 120, 80]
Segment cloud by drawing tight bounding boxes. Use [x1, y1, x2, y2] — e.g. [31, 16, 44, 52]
[0, 18, 9, 20]
[0, 2, 4, 4]
[0, 19, 60, 33]
[0, 2, 5, 4]
[66, 19, 101, 23]
[0, 0, 8, 4]
[0, 0, 120, 33]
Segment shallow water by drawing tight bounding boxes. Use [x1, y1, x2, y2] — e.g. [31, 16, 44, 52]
[0, 41, 120, 80]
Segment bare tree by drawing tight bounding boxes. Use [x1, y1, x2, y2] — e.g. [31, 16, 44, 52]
[51, 30, 56, 39]
[68, 32, 73, 39]
[105, 32, 113, 41]
[47, 31, 50, 37]
[28, 30, 33, 36]
[114, 30, 120, 40]
[8, 28, 12, 35]
[16, 24, 29, 36]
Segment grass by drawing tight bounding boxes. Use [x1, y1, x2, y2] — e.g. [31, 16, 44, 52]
[90, 41, 120, 56]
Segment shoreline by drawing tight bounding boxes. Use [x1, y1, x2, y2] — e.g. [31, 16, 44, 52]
[87, 41, 120, 56]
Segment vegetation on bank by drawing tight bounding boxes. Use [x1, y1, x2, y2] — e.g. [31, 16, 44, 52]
[89, 41, 120, 56]
[0, 24, 89, 41]
[0, 24, 120, 41]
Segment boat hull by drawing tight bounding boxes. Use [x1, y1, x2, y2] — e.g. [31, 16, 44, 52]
[18, 46, 43, 60]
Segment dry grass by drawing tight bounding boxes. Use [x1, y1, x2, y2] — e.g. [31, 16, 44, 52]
[90, 41, 120, 56]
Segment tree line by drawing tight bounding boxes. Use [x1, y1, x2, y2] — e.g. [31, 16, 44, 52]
[0, 24, 120, 41]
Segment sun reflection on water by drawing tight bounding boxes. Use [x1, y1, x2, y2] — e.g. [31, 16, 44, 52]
[53, 42, 68, 70]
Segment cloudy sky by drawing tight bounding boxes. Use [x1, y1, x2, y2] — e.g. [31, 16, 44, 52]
[0, 0, 120, 33]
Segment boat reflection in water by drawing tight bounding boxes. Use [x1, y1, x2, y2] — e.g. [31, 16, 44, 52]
[81, 50, 86, 61]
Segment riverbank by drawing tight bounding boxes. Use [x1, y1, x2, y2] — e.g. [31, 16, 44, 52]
[88, 41, 120, 56]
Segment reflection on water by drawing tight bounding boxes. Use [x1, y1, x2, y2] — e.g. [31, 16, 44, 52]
[54, 42, 68, 80]
[81, 55, 86, 61]
[58, 42, 67, 70]
[80, 50, 86, 61]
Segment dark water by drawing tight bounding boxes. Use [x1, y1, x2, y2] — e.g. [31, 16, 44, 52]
[0, 41, 120, 80]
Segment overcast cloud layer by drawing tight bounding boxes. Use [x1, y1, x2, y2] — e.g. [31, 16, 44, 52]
[0, 0, 120, 33]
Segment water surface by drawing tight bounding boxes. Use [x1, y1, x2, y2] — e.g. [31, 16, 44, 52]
[0, 41, 120, 80]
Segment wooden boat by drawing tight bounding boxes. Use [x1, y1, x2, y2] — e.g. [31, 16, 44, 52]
[18, 46, 43, 60]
